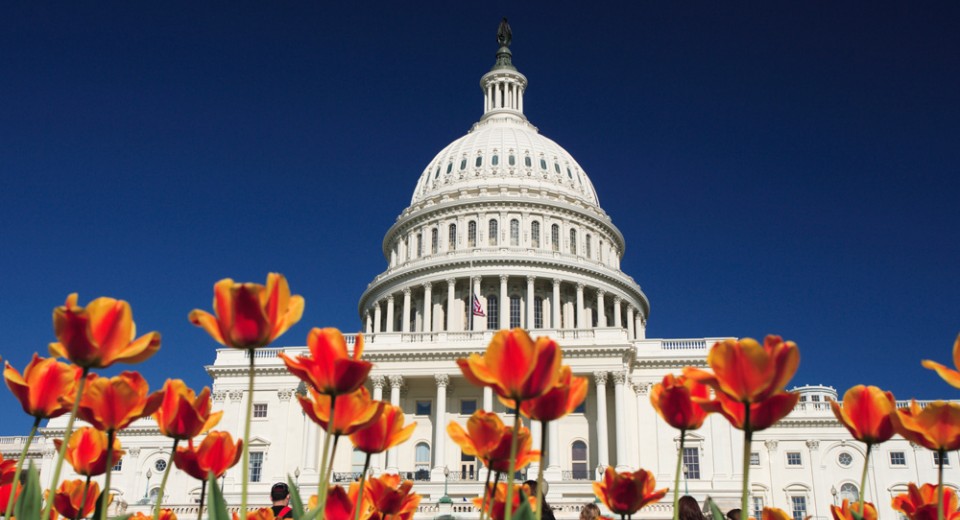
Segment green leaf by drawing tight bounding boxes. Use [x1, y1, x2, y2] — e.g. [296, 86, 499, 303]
[208, 472, 231, 520]
[512, 496, 536, 520]
[850, 509, 865, 520]
[288, 475, 305, 519]
[706, 496, 725, 520]
[14, 462, 41, 520]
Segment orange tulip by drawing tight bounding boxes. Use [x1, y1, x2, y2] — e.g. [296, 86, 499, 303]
[52, 479, 100, 520]
[472, 482, 536, 520]
[279, 328, 371, 396]
[830, 499, 878, 520]
[520, 365, 588, 423]
[592, 467, 667, 516]
[53, 426, 124, 477]
[129, 511, 178, 520]
[892, 400, 960, 452]
[457, 329, 561, 404]
[829, 385, 897, 444]
[892, 483, 960, 520]
[757, 508, 793, 520]
[189, 273, 304, 349]
[365, 474, 421, 516]
[447, 411, 540, 472]
[153, 379, 223, 440]
[695, 389, 799, 431]
[49, 293, 161, 369]
[684, 336, 799, 404]
[350, 403, 416, 454]
[649, 374, 710, 431]
[323, 483, 373, 520]
[298, 386, 383, 436]
[78, 372, 162, 431]
[0, 454, 16, 486]
[232, 508, 276, 520]
[173, 431, 243, 481]
[922, 334, 960, 390]
[4, 354, 81, 419]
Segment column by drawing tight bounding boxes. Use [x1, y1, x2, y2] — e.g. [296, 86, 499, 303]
[544, 420, 561, 482]
[576, 283, 585, 328]
[483, 387, 493, 412]
[613, 371, 629, 470]
[595, 371, 610, 471]
[472, 277, 482, 331]
[634, 380, 656, 468]
[597, 290, 607, 327]
[446, 279, 457, 332]
[386, 376, 403, 473]
[432, 374, 449, 480]
[373, 302, 382, 334]
[613, 297, 622, 328]
[364, 312, 372, 334]
[552, 279, 561, 329]
[422, 283, 433, 333]
[806, 440, 821, 516]
[371, 375, 386, 474]
[401, 289, 411, 333]
[385, 295, 395, 333]
[638, 317, 647, 339]
[627, 307, 635, 339]
[526, 276, 536, 329]
[499, 275, 509, 330]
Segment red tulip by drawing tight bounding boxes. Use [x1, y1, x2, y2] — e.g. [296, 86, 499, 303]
[350, 403, 416, 454]
[592, 467, 666, 516]
[448, 411, 540, 473]
[457, 329, 561, 404]
[892, 400, 960, 452]
[78, 372, 163, 431]
[684, 336, 798, 404]
[153, 379, 222, 440]
[829, 385, 897, 444]
[472, 482, 536, 520]
[650, 374, 710, 431]
[173, 431, 243, 481]
[365, 474, 421, 516]
[520, 365, 588, 423]
[53, 426, 124, 477]
[830, 499, 877, 520]
[696, 389, 799, 431]
[892, 483, 960, 520]
[4, 354, 81, 419]
[52, 479, 100, 520]
[279, 328, 371, 396]
[298, 386, 383, 436]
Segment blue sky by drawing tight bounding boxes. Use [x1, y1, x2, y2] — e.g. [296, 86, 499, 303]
[0, 2, 958, 434]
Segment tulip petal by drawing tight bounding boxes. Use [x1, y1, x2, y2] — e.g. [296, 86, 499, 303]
[189, 310, 226, 346]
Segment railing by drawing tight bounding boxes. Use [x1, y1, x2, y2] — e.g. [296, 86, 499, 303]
[793, 402, 832, 412]
[445, 469, 479, 481]
[561, 469, 592, 481]
[398, 469, 432, 481]
[331, 472, 363, 482]
[660, 339, 707, 350]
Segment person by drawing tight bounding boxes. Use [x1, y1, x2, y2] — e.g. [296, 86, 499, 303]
[678, 495, 705, 520]
[580, 502, 601, 520]
[270, 482, 294, 519]
[523, 480, 556, 520]
[726, 508, 741, 520]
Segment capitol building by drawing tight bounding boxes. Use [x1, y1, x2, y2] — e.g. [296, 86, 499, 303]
[3, 23, 956, 520]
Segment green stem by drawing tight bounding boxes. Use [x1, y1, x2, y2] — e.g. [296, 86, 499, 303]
[939, 448, 945, 520]
[315, 394, 336, 515]
[673, 431, 686, 520]
[353, 453, 371, 520]
[858, 443, 871, 515]
[99, 429, 117, 520]
[504, 405, 522, 520]
[478, 466, 496, 520]
[41, 367, 89, 520]
[197, 480, 207, 520]
[75, 475, 91, 520]
[741, 403, 752, 520]
[153, 438, 179, 520]
[240, 352, 256, 517]
[6, 417, 40, 520]
[535, 422, 547, 520]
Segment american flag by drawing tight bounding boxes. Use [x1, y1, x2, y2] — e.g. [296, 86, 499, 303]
[472, 294, 485, 317]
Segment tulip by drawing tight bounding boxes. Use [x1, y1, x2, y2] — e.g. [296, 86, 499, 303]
[0, 454, 15, 487]
[189, 273, 303, 350]
[129, 511, 178, 520]
[4, 354, 80, 420]
[758, 508, 793, 520]
[592, 467, 666, 518]
[0, 483, 19, 515]
[892, 483, 960, 520]
[280, 328, 372, 396]
[696, 390, 799, 431]
[53, 427, 124, 477]
[447, 411, 540, 473]
[52, 479, 100, 520]
[365, 474, 421, 516]
[830, 499, 877, 520]
[458, 329, 561, 405]
[350, 403, 416, 454]
[922, 334, 960, 390]
[49, 294, 161, 368]
[78, 372, 162, 432]
[154, 379, 223, 440]
[472, 482, 537, 520]
[299, 387, 383, 437]
[323, 484, 373, 520]
[173, 431, 243, 481]
[232, 508, 276, 520]
[893, 401, 960, 520]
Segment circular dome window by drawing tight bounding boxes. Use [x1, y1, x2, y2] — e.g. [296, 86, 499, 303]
[155, 459, 167, 472]
[838, 452, 853, 467]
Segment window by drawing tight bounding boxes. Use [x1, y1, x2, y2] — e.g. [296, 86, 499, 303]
[554, 162, 560, 174]
[935, 452, 951, 466]
[448, 224, 457, 251]
[491, 155, 499, 166]
[446, 162, 452, 174]
[571, 441, 588, 480]
[486, 295, 499, 330]
[531, 221, 540, 248]
[468, 221, 477, 247]
[510, 219, 519, 246]
[585, 234, 592, 258]
[551, 224, 559, 252]
[508, 154, 515, 166]
[249, 452, 264, 482]
[840, 483, 859, 503]
[750, 452, 760, 466]
[790, 496, 807, 520]
[154, 459, 167, 472]
[352, 447, 366, 474]
[415, 400, 432, 416]
[253, 403, 268, 418]
[510, 296, 521, 329]
[434, 166, 440, 179]
[539, 159, 547, 170]
[415, 443, 431, 474]
[489, 219, 498, 246]
[682, 447, 700, 479]
[534, 297, 543, 328]
[460, 159, 466, 171]
[112, 458, 123, 472]
[786, 452, 802, 466]
[431, 228, 438, 254]
[811, 395, 820, 402]
[890, 451, 906, 466]
[567, 167, 573, 179]
[475, 156, 482, 167]
[838, 452, 853, 467]
[460, 400, 477, 415]
[751, 497, 764, 520]
[569, 229, 577, 255]
[524, 156, 532, 168]
[416, 233, 422, 257]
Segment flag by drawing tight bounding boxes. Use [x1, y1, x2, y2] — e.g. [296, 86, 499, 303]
[472, 294, 485, 317]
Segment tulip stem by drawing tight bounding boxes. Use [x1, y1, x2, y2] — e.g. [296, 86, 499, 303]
[152, 438, 179, 520]
[100, 429, 118, 520]
[240, 353, 256, 517]
[858, 443, 871, 515]
[939, 448, 945, 520]
[353, 453, 371, 520]
[42, 367, 89, 520]
[315, 396, 338, 516]
[504, 405, 522, 520]
[478, 468, 496, 520]
[741, 404, 751, 520]
[673, 430, 685, 520]
[197, 480, 207, 520]
[76, 475, 92, 520]
[6, 416, 40, 520]
[535, 422, 547, 520]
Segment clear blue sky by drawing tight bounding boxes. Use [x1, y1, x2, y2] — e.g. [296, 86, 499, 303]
[0, 2, 958, 435]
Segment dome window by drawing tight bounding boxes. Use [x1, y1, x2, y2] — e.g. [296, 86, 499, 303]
[446, 163, 453, 174]
[539, 159, 547, 170]
[468, 221, 477, 247]
[524, 156, 532, 168]
[567, 167, 573, 179]
[476, 156, 483, 167]
[492, 155, 499, 166]
[531, 221, 540, 248]
[434, 166, 440, 179]
[489, 219, 499, 246]
[460, 159, 467, 171]
[508, 155, 515, 166]
[554, 162, 561, 174]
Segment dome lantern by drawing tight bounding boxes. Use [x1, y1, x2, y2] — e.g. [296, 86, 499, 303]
[480, 18, 527, 120]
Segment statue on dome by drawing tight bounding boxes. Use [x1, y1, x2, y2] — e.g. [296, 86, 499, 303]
[497, 17, 512, 48]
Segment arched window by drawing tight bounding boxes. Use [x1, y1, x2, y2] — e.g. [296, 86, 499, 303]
[448, 223, 457, 251]
[540, 158, 547, 170]
[446, 163, 452, 174]
[571, 441, 588, 480]
[551, 224, 560, 252]
[431, 228, 438, 254]
[524, 156, 532, 168]
[415, 443, 431, 479]
[509, 154, 516, 166]
[489, 219, 499, 246]
[839, 483, 859, 504]
[416, 233, 423, 257]
[460, 159, 467, 171]
[569, 229, 577, 255]
[468, 221, 477, 247]
[475, 156, 483, 167]
[510, 219, 519, 246]
[486, 295, 499, 330]
[534, 296, 543, 329]
[531, 221, 540, 248]
[510, 295, 521, 328]
[585, 234, 592, 258]
[491, 155, 499, 166]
